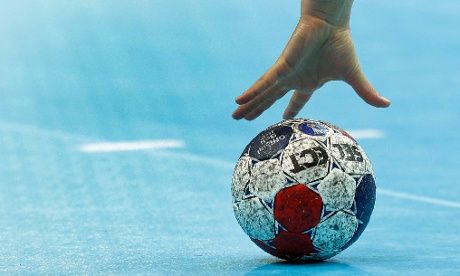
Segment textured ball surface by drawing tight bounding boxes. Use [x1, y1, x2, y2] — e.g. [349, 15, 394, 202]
[232, 119, 376, 261]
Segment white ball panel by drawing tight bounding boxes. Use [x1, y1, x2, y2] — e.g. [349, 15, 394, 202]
[231, 156, 252, 202]
[330, 134, 367, 175]
[233, 197, 275, 241]
[249, 159, 288, 203]
[281, 139, 329, 183]
[318, 168, 356, 211]
[313, 211, 358, 252]
[361, 147, 375, 175]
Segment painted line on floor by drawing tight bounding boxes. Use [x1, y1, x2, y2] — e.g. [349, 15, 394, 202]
[10, 122, 454, 209]
[149, 150, 460, 209]
[378, 188, 460, 209]
[79, 140, 185, 153]
[347, 129, 385, 139]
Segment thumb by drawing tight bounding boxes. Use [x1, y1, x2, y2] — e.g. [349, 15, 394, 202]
[345, 68, 391, 108]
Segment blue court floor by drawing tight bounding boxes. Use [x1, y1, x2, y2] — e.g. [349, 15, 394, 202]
[0, 0, 459, 274]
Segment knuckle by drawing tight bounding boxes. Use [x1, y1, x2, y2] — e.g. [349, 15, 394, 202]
[344, 63, 361, 82]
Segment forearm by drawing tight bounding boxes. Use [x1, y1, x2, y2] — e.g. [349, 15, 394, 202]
[301, 0, 353, 27]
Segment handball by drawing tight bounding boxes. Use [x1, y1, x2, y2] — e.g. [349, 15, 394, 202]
[232, 119, 376, 261]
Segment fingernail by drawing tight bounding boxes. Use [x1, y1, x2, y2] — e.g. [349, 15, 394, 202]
[232, 112, 242, 120]
[381, 96, 391, 107]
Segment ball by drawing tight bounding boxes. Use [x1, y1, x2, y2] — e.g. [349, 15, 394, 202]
[232, 119, 376, 261]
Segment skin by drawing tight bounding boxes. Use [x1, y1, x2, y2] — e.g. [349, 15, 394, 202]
[232, 0, 390, 121]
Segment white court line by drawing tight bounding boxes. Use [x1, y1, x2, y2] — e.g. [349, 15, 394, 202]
[379, 188, 460, 209]
[149, 151, 460, 210]
[78, 140, 185, 153]
[2, 121, 455, 209]
[347, 129, 385, 139]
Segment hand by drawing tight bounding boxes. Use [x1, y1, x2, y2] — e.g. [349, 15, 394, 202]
[232, 14, 390, 121]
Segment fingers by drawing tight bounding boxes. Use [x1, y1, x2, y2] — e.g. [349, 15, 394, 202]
[245, 89, 290, 120]
[283, 89, 314, 119]
[345, 69, 391, 108]
[232, 83, 286, 120]
[235, 69, 278, 105]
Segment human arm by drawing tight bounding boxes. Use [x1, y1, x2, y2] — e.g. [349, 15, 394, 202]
[232, 0, 390, 121]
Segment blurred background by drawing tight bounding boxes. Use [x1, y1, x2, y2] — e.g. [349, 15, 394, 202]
[0, 0, 459, 274]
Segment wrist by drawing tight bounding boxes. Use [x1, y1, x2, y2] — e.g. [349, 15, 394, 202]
[302, 0, 353, 27]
